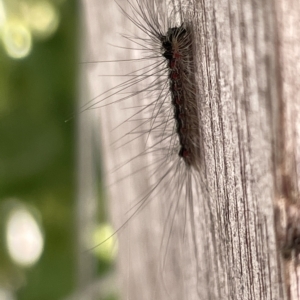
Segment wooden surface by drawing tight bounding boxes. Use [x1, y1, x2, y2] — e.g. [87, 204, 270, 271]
[80, 0, 300, 299]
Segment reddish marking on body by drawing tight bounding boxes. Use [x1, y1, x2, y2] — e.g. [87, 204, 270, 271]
[171, 71, 179, 80]
[174, 52, 181, 59]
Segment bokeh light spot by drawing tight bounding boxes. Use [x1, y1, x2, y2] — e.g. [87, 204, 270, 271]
[0, 288, 14, 300]
[2, 20, 31, 59]
[6, 207, 44, 267]
[0, 0, 6, 29]
[26, 1, 59, 39]
[92, 223, 117, 262]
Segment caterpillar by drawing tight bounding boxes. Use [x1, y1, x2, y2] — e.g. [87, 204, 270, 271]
[82, 0, 204, 298]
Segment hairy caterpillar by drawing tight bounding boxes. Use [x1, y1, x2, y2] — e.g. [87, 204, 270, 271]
[81, 0, 204, 298]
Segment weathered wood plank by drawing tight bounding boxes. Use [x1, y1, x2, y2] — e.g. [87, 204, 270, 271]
[80, 0, 300, 298]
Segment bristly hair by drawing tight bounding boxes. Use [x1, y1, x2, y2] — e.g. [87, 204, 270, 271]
[84, 0, 203, 296]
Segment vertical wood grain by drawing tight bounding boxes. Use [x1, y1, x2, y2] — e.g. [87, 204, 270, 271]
[80, 0, 300, 298]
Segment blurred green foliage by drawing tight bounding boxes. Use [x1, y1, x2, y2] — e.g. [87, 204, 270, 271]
[0, 0, 78, 299]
